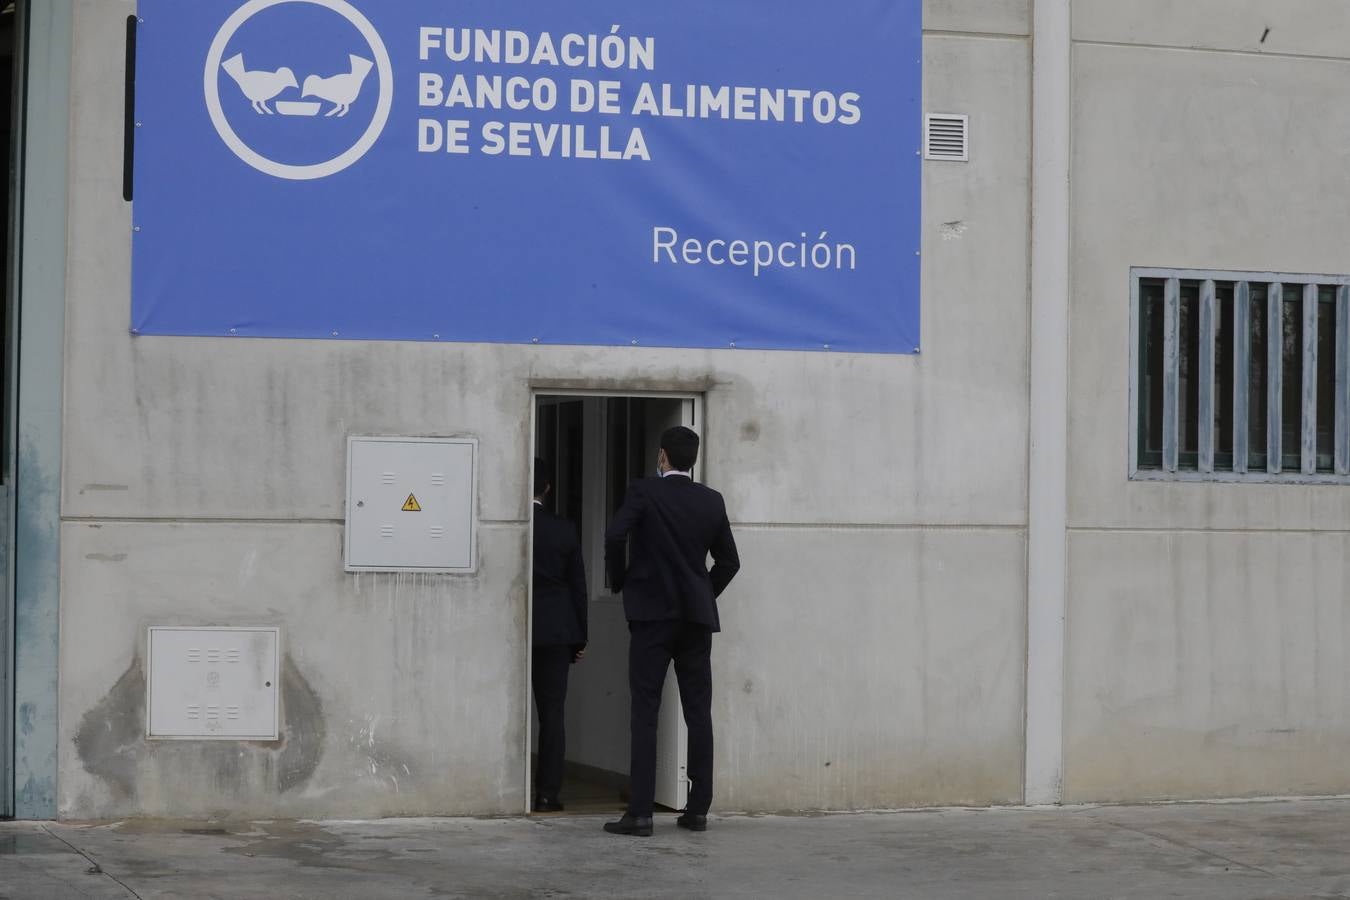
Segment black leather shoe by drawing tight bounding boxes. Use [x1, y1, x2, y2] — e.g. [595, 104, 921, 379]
[676, 812, 707, 832]
[603, 814, 653, 836]
[533, 796, 565, 813]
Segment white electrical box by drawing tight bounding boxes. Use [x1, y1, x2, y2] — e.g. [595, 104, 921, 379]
[345, 436, 477, 572]
[147, 626, 280, 741]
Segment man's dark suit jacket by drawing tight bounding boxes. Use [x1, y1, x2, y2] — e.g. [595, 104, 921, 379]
[604, 475, 740, 632]
[532, 505, 588, 648]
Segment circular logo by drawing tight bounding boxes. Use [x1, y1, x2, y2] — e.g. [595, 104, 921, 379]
[204, 0, 393, 180]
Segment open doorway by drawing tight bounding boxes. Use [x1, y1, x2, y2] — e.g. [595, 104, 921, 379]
[529, 392, 701, 816]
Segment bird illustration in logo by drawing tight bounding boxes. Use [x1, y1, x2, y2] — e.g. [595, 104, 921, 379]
[302, 55, 375, 117]
[220, 53, 298, 114]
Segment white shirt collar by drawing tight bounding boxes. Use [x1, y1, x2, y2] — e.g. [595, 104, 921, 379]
[661, 469, 692, 478]
[532, 499, 543, 506]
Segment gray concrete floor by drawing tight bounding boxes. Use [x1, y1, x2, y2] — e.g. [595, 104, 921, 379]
[3, 800, 1350, 899]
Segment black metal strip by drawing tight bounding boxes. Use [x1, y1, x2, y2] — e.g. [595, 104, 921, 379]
[122, 14, 135, 202]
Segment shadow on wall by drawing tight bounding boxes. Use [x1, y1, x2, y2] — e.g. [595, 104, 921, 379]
[74, 655, 326, 802]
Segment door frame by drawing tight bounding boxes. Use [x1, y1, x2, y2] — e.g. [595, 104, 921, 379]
[524, 388, 704, 814]
[0, 0, 20, 820]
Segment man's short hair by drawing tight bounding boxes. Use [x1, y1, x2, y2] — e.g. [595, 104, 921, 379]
[661, 426, 699, 472]
[533, 457, 552, 499]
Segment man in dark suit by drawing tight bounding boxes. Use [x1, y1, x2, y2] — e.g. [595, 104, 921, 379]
[531, 458, 588, 813]
[602, 426, 739, 837]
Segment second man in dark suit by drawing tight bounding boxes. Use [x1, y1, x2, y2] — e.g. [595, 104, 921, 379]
[531, 458, 588, 813]
[602, 426, 739, 837]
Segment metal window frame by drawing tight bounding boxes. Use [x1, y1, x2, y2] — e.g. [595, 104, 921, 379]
[1130, 267, 1350, 485]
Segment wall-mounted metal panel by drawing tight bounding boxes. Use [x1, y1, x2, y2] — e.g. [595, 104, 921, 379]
[147, 627, 280, 741]
[346, 436, 477, 572]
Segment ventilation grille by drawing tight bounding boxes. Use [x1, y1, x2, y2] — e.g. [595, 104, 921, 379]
[925, 114, 969, 162]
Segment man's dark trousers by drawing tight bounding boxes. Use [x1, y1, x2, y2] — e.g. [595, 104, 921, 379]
[606, 472, 739, 821]
[532, 645, 572, 801]
[627, 620, 714, 819]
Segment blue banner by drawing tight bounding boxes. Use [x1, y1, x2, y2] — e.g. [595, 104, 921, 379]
[133, 1, 922, 353]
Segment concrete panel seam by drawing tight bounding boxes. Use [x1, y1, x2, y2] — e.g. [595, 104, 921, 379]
[1068, 526, 1350, 536]
[61, 517, 531, 527]
[61, 516, 346, 526]
[731, 522, 1027, 532]
[38, 824, 146, 899]
[1095, 821, 1278, 878]
[1076, 37, 1350, 67]
[924, 30, 1031, 41]
[61, 518, 1028, 531]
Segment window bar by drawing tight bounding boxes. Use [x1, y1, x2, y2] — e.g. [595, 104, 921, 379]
[1233, 281, 1251, 473]
[1267, 282, 1284, 474]
[1337, 285, 1350, 476]
[1162, 277, 1181, 472]
[1302, 284, 1319, 475]
[1198, 280, 1217, 473]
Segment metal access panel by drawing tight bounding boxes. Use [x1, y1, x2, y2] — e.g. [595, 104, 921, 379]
[147, 627, 280, 741]
[346, 436, 477, 572]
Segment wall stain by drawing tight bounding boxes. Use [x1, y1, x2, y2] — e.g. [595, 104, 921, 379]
[73, 661, 144, 798]
[75, 654, 326, 801]
[14, 776, 56, 817]
[84, 553, 127, 562]
[278, 656, 326, 793]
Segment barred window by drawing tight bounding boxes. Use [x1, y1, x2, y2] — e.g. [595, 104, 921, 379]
[1131, 268, 1350, 482]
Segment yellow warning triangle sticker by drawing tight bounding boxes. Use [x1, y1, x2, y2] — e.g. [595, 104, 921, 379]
[402, 493, 422, 512]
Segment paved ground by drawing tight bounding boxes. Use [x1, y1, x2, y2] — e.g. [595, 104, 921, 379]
[3, 800, 1350, 899]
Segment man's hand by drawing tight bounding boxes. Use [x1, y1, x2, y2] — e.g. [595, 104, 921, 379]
[574, 647, 586, 663]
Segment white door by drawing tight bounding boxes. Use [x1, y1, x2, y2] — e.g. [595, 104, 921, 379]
[649, 398, 697, 812]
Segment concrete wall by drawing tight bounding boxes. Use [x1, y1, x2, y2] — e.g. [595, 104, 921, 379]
[12, 0, 72, 820]
[1066, 5, 1350, 802]
[55, 0, 1033, 817]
